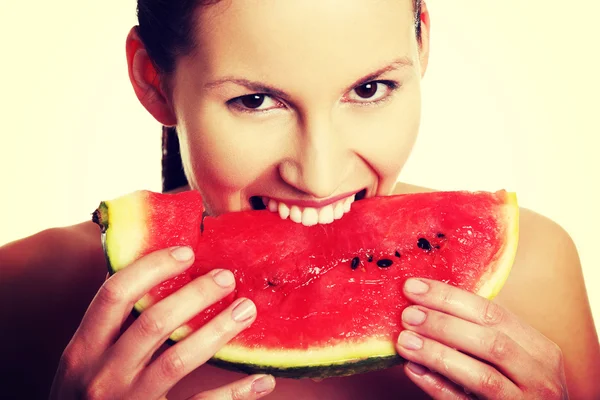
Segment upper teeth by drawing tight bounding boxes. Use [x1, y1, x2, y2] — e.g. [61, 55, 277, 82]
[263, 195, 356, 226]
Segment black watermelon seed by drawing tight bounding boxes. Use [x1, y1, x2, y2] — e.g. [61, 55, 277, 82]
[267, 280, 277, 287]
[367, 254, 373, 262]
[437, 233, 446, 238]
[395, 251, 401, 258]
[351, 257, 360, 270]
[417, 238, 432, 251]
[377, 259, 393, 268]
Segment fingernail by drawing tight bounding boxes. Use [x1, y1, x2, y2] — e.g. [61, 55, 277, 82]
[212, 269, 235, 288]
[170, 246, 194, 262]
[232, 299, 256, 322]
[402, 307, 427, 325]
[252, 374, 275, 394]
[398, 330, 423, 350]
[405, 278, 429, 294]
[406, 362, 428, 376]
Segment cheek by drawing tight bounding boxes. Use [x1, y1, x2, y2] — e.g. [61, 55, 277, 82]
[177, 103, 290, 193]
[343, 86, 422, 183]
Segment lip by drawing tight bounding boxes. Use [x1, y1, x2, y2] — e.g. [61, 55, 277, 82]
[269, 190, 363, 209]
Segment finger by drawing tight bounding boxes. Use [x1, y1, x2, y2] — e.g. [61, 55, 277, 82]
[132, 297, 257, 398]
[187, 374, 275, 400]
[396, 330, 522, 399]
[403, 278, 548, 357]
[404, 362, 473, 400]
[401, 305, 535, 386]
[73, 246, 195, 360]
[104, 268, 236, 373]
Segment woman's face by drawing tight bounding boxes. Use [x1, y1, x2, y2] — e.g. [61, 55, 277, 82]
[170, 0, 428, 224]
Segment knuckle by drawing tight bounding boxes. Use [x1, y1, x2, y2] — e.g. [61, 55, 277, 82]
[59, 346, 79, 375]
[439, 287, 455, 307]
[59, 342, 85, 380]
[192, 280, 210, 302]
[210, 309, 242, 339]
[98, 277, 128, 306]
[137, 310, 168, 338]
[84, 378, 108, 400]
[478, 367, 504, 395]
[428, 374, 447, 392]
[159, 349, 187, 381]
[481, 300, 504, 326]
[487, 331, 512, 362]
[229, 386, 248, 400]
[433, 347, 451, 373]
[433, 314, 451, 337]
[211, 317, 231, 340]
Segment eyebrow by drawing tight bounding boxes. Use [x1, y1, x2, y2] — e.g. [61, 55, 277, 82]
[203, 57, 414, 98]
[344, 57, 414, 92]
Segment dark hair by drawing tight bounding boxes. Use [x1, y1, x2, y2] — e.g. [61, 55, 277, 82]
[136, 0, 424, 192]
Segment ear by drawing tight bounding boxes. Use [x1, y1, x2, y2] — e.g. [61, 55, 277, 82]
[417, 1, 431, 78]
[126, 26, 177, 126]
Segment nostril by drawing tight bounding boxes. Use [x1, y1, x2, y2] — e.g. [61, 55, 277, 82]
[249, 196, 267, 210]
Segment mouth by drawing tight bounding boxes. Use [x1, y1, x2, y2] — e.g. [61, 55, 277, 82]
[250, 189, 368, 226]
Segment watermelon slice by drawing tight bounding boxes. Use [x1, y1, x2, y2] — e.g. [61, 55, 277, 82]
[93, 190, 519, 379]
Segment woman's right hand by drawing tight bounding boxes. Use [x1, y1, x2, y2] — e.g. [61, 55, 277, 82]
[49, 246, 275, 400]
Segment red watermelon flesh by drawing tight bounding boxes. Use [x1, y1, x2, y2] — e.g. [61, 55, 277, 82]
[96, 190, 519, 378]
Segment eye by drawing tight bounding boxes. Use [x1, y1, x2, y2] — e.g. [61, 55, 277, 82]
[355, 82, 379, 99]
[344, 81, 398, 104]
[228, 94, 284, 113]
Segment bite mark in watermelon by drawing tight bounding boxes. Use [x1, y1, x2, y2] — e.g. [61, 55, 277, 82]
[93, 190, 519, 379]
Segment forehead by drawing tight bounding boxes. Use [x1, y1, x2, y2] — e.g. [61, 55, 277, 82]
[185, 0, 418, 87]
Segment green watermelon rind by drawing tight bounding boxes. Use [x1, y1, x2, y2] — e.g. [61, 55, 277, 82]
[96, 193, 158, 314]
[207, 353, 402, 379]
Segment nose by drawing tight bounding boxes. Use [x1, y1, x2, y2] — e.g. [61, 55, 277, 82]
[279, 114, 348, 198]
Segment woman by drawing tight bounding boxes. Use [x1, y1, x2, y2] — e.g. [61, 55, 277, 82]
[2, 0, 599, 399]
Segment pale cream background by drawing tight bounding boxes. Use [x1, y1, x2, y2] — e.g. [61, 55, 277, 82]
[1, 1, 598, 331]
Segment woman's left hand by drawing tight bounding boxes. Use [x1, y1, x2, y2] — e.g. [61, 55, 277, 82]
[396, 278, 569, 399]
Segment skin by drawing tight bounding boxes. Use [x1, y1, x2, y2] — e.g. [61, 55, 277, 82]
[149, 0, 426, 215]
[0, 0, 598, 399]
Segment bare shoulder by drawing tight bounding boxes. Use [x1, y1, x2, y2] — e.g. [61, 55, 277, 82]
[496, 207, 590, 330]
[392, 182, 600, 398]
[0, 219, 107, 327]
[496, 207, 600, 398]
[0, 221, 108, 399]
[1, 221, 106, 281]
[0, 220, 107, 328]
